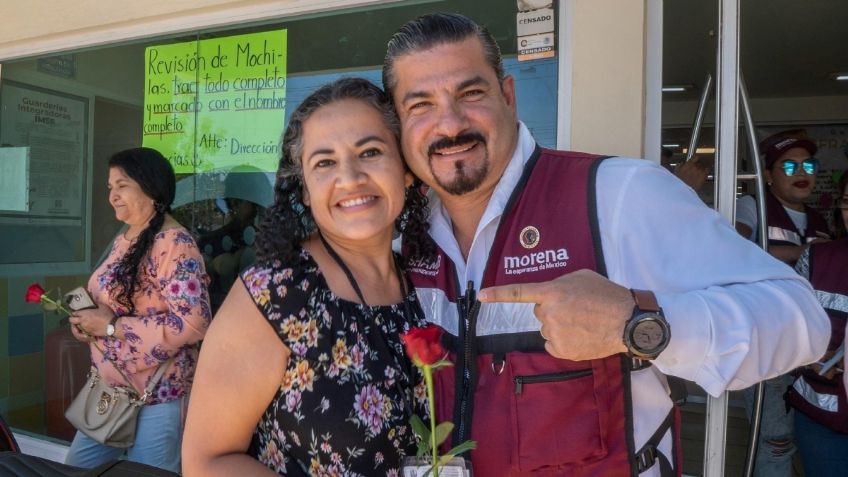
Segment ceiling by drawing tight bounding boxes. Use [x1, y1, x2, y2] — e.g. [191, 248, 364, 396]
[663, 0, 848, 101]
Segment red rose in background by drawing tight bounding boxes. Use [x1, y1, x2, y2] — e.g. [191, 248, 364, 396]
[25, 283, 46, 304]
[401, 325, 446, 366]
[24, 282, 71, 315]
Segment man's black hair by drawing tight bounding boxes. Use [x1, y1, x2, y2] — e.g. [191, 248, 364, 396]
[382, 12, 504, 99]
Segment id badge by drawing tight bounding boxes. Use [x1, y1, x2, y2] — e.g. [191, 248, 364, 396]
[401, 457, 472, 477]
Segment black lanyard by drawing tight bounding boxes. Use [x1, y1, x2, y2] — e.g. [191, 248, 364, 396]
[318, 233, 418, 418]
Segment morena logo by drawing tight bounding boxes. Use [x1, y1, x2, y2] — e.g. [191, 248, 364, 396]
[503, 248, 569, 275]
[520, 225, 540, 249]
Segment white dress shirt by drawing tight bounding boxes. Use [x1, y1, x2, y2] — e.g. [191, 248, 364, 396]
[424, 121, 829, 476]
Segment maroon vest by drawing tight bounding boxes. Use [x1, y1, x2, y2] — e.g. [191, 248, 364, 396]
[407, 148, 677, 476]
[765, 190, 831, 247]
[787, 239, 848, 433]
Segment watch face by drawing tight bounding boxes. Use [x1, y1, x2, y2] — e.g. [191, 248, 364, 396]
[632, 319, 665, 351]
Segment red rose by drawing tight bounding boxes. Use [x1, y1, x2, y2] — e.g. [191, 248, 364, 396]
[25, 283, 46, 304]
[401, 325, 446, 366]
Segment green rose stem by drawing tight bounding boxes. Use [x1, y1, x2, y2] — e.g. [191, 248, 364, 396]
[40, 294, 72, 315]
[423, 363, 438, 477]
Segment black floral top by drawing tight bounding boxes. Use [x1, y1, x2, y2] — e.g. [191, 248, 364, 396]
[241, 248, 428, 476]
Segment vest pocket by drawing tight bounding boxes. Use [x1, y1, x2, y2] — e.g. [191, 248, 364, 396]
[513, 369, 593, 395]
[511, 364, 608, 471]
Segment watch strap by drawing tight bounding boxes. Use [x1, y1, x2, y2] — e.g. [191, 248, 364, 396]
[631, 289, 660, 312]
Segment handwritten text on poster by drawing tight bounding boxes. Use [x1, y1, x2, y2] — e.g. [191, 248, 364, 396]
[143, 30, 288, 173]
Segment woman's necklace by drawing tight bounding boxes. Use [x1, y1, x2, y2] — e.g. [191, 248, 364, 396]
[318, 233, 418, 418]
[318, 233, 404, 307]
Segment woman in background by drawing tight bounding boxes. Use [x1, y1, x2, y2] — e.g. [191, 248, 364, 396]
[735, 130, 831, 477]
[66, 147, 211, 473]
[790, 171, 848, 477]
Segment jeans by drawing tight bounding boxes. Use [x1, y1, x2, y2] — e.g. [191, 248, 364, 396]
[743, 374, 795, 477]
[795, 410, 848, 477]
[65, 398, 183, 473]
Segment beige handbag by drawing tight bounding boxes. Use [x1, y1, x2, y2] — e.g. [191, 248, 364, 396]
[65, 347, 172, 448]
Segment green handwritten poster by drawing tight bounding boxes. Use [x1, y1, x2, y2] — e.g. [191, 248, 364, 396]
[143, 30, 287, 173]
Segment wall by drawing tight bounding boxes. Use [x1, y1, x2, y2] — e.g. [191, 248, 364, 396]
[0, 0, 400, 61]
[0, 0, 239, 46]
[569, 0, 647, 158]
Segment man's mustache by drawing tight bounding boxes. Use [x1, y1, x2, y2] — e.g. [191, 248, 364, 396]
[427, 132, 486, 157]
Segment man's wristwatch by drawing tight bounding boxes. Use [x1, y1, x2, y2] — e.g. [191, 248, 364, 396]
[106, 316, 119, 338]
[623, 289, 671, 360]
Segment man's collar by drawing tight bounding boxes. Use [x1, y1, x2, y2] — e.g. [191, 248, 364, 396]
[484, 121, 537, 221]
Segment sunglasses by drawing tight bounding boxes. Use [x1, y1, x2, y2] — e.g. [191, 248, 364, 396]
[779, 157, 818, 176]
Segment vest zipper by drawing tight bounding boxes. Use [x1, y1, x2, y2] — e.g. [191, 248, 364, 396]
[513, 368, 593, 395]
[450, 149, 540, 452]
[455, 280, 480, 448]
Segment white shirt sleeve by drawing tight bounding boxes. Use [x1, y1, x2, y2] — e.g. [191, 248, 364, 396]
[596, 158, 829, 397]
[735, 194, 758, 241]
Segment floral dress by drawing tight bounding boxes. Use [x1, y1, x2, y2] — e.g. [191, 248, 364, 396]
[88, 227, 211, 404]
[241, 248, 429, 476]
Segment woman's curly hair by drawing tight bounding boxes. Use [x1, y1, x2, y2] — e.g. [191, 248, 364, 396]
[255, 77, 434, 265]
[107, 147, 176, 315]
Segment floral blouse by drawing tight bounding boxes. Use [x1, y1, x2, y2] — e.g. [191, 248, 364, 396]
[241, 249, 429, 476]
[87, 227, 212, 404]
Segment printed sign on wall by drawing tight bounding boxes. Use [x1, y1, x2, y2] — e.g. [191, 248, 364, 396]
[143, 30, 288, 173]
[0, 82, 87, 224]
[517, 1, 555, 61]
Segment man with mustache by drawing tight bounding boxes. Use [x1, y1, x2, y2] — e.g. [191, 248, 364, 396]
[384, 13, 829, 477]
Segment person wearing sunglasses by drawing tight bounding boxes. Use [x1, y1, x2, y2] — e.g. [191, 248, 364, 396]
[789, 172, 848, 477]
[734, 130, 833, 477]
[736, 130, 832, 266]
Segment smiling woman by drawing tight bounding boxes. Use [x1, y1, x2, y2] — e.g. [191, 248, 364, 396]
[182, 78, 436, 477]
[64, 148, 211, 473]
[300, 98, 410, 245]
[107, 168, 156, 230]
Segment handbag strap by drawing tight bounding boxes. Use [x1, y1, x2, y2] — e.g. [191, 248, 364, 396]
[91, 341, 173, 402]
[142, 357, 173, 401]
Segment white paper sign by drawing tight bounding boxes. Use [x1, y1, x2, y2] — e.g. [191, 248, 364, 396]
[517, 1, 556, 62]
[518, 32, 556, 59]
[517, 7, 555, 37]
[0, 82, 87, 224]
[0, 147, 30, 212]
[402, 457, 471, 477]
[403, 465, 468, 477]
